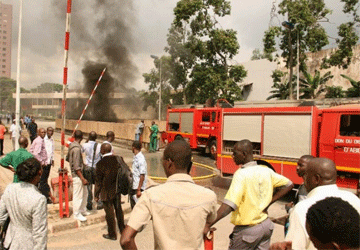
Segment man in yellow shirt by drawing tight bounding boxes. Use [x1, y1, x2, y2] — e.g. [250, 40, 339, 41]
[205, 139, 293, 250]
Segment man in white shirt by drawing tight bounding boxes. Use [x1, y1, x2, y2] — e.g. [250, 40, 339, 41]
[39, 127, 56, 203]
[284, 158, 360, 250]
[9, 119, 21, 151]
[82, 131, 101, 210]
[134, 120, 145, 142]
[130, 140, 147, 209]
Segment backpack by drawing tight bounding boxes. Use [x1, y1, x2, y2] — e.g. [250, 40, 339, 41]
[115, 156, 133, 196]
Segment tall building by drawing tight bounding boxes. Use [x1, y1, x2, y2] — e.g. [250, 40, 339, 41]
[0, 2, 12, 78]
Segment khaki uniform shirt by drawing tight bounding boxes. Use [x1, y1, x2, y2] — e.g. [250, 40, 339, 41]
[127, 173, 217, 250]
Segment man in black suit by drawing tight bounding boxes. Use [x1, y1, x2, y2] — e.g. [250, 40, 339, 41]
[95, 143, 125, 240]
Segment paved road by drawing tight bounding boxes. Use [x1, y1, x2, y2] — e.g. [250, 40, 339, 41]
[33, 120, 288, 249]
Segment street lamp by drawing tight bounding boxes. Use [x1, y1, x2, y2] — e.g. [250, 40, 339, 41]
[15, 0, 24, 150]
[282, 21, 300, 100]
[150, 55, 162, 121]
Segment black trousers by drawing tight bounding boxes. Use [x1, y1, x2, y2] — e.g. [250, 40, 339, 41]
[130, 189, 144, 209]
[39, 164, 51, 199]
[0, 139, 3, 155]
[103, 195, 125, 238]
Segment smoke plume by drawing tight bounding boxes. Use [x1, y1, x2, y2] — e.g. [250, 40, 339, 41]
[52, 0, 138, 121]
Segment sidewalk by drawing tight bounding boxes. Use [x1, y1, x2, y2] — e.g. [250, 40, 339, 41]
[0, 133, 134, 235]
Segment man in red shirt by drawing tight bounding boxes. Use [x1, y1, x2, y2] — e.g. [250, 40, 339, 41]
[0, 119, 7, 156]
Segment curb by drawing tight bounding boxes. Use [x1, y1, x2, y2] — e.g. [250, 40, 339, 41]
[48, 200, 132, 234]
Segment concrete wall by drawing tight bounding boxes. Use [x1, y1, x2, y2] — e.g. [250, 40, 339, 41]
[241, 59, 278, 101]
[278, 44, 360, 89]
[55, 119, 166, 143]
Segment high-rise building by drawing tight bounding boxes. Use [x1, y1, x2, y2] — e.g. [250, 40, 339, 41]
[0, 3, 12, 78]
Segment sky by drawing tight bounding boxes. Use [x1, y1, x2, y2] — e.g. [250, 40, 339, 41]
[3, 0, 350, 91]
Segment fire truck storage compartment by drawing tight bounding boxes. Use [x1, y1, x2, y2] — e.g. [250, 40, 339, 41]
[222, 113, 312, 159]
[168, 112, 180, 131]
[263, 115, 312, 158]
[180, 112, 194, 134]
[223, 115, 262, 154]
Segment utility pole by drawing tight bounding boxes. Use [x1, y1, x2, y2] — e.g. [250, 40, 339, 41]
[15, 0, 23, 150]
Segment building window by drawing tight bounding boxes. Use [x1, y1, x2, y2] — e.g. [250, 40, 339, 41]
[2, 31, 6, 34]
[2, 54, 5, 57]
[2, 65, 5, 68]
[2, 59, 5, 62]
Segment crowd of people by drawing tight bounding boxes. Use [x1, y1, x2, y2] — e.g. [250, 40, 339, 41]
[0, 118, 359, 250]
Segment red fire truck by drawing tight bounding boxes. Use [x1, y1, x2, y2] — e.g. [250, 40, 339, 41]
[163, 105, 222, 159]
[217, 101, 360, 190]
[164, 99, 360, 191]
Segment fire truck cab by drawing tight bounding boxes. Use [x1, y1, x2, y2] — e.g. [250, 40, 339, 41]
[164, 106, 221, 158]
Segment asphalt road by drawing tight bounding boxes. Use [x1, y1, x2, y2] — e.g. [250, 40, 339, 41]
[35, 120, 289, 249]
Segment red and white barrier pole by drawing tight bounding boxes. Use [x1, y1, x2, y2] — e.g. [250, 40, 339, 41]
[59, 0, 72, 218]
[204, 231, 214, 250]
[65, 67, 106, 147]
[71, 67, 106, 137]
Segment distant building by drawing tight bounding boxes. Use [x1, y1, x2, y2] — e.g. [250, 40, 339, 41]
[240, 59, 278, 101]
[0, 3, 12, 78]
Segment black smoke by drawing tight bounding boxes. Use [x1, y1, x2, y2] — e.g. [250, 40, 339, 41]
[52, 0, 138, 121]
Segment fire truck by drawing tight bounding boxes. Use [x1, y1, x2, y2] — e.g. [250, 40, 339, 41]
[164, 99, 360, 191]
[163, 104, 222, 159]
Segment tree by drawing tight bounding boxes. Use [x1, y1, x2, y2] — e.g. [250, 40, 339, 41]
[31, 83, 63, 93]
[325, 86, 345, 98]
[0, 77, 16, 112]
[142, 56, 173, 118]
[251, 48, 266, 61]
[299, 70, 333, 99]
[168, 0, 247, 104]
[322, 0, 360, 69]
[263, 0, 359, 98]
[267, 70, 296, 100]
[341, 74, 360, 97]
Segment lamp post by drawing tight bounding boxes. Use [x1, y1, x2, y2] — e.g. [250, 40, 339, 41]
[282, 21, 294, 100]
[150, 55, 161, 121]
[15, 0, 24, 150]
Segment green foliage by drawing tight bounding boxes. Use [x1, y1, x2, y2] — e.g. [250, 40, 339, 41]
[299, 70, 333, 99]
[267, 70, 296, 100]
[322, 22, 359, 69]
[341, 74, 360, 97]
[0, 77, 16, 111]
[251, 48, 267, 61]
[325, 86, 345, 98]
[322, 0, 359, 69]
[31, 83, 63, 93]
[168, 0, 247, 104]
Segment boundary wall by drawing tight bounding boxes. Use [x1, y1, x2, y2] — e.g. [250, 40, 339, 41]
[55, 119, 166, 143]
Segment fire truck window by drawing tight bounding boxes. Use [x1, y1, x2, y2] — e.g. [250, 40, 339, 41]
[340, 115, 360, 137]
[202, 112, 210, 122]
[169, 123, 180, 131]
[211, 112, 216, 122]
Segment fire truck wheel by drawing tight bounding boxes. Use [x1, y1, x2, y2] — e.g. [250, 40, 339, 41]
[210, 140, 217, 160]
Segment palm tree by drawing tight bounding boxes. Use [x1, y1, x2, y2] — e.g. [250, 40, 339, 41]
[267, 80, 296, 100]
[299, 70, 333, 99]
[341, 74, 360, 97]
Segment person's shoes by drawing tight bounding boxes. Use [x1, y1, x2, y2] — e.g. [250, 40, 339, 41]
[86, 205, 93, 211]
[103, 234, 117, 241]
[82, 211, 91, 216]
[74, 214, 87, 222]
[47, 198, 53, 204]
[97, 204, 104, 210]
